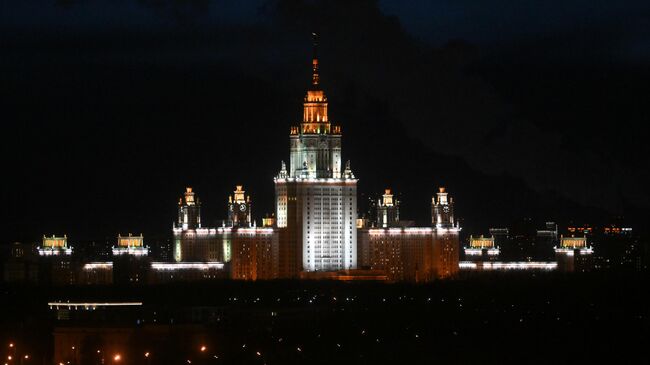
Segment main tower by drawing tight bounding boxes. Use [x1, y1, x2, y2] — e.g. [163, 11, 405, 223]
[275, 34, 358, 276]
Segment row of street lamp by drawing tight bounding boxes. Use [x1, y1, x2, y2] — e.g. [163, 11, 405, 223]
[6, 341, 218, 364]
[4, 343, 30, 365]
[56, 344, 211, 364]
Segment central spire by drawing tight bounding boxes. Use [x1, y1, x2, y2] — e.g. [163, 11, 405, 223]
[302, 32, 329, 128]
[311, 32, 320, 88]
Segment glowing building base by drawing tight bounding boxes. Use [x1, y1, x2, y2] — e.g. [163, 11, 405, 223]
[459, 261, 557, 270]
[464, 248, 500, 256]
[554, 247, 594, 256]
[38, 247, 73, 256]
[151, 262, 224, 271]
[112, 246, 149, 256]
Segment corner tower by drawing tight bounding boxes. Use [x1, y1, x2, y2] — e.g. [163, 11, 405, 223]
[275, 34, 358, 276]
[228, 185, 252, 227]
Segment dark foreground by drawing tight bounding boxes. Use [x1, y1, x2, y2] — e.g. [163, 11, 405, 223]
[1, 272, 648, 364]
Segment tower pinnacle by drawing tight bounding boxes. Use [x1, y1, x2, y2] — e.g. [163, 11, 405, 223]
[311, 32, 319, 87]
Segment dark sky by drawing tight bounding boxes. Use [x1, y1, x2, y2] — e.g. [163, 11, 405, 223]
[2, 0, 649, 243]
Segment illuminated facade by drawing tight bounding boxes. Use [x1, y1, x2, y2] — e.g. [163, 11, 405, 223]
[38, 235, 76, 285]
[275, 36, 357, 276]
[459, 261, 557, 271]
[358, 188, 461, 281]
[112, 234, 149, 256]
[178, 187, 201, 230]
[464, 235, 500, 259]
[228, 185, 252, 227]
[555, 235, 594, 272]
[81, 262, 113, 285]
[431, 187, 455, 228]
[376, 189, 399, 228]
[230, 228, 278, 280]
[41, 37, 463, 284]
[359, 228, 435, 282]
[173, 187, 224, 262]
[148, 262, 227, 283]
[431, 188, 461, 278]
[38, 235, 73, 256]
[171, 186, 279, 280]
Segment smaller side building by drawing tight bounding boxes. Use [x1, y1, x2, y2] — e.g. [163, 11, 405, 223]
[555, 235, 594, 272]
[464, 235, 500, 261]
[39, 235, 77, 285]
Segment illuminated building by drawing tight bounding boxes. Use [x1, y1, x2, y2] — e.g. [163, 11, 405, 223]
[112, 234, 149, 256]
[178, 187, 201, 230]
[228, 185, 253, 227]
[148, 262, 227, 283]
[81, 262, 113, 285]
[431, 188, 461, 278]
[172, 185, 278, 280]
[376, 189, 399, 228]
[567, 224, 593, 236]
[555, 235, 594, 272]
[230, 228, 279, 280]
[359, 228, 435, 282]
[227, 186, 278, 280]
[431, 188, 455, 228]
[173, 187, 225, 262]
[36, 235, 77, 285]
[358, 188, 461, 282]
[459, 229, 559, 272]
[464, 235, 500, 260]
[275, 35, 357, 277]
[459, 261, 557, 271]
[38, 235, 73, 256]
[262, 214, 276, 228]
[603, 225, 633, 235]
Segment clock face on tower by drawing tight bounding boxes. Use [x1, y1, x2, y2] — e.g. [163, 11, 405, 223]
[443, 206, 450, 213]
[239, 203, 247, 211]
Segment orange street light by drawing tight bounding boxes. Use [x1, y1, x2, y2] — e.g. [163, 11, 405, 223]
[200, 346, 206, 352]
[113, 354, 121, 362]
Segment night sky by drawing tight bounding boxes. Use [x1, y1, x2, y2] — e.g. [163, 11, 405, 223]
[2, 0, 649, 243]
